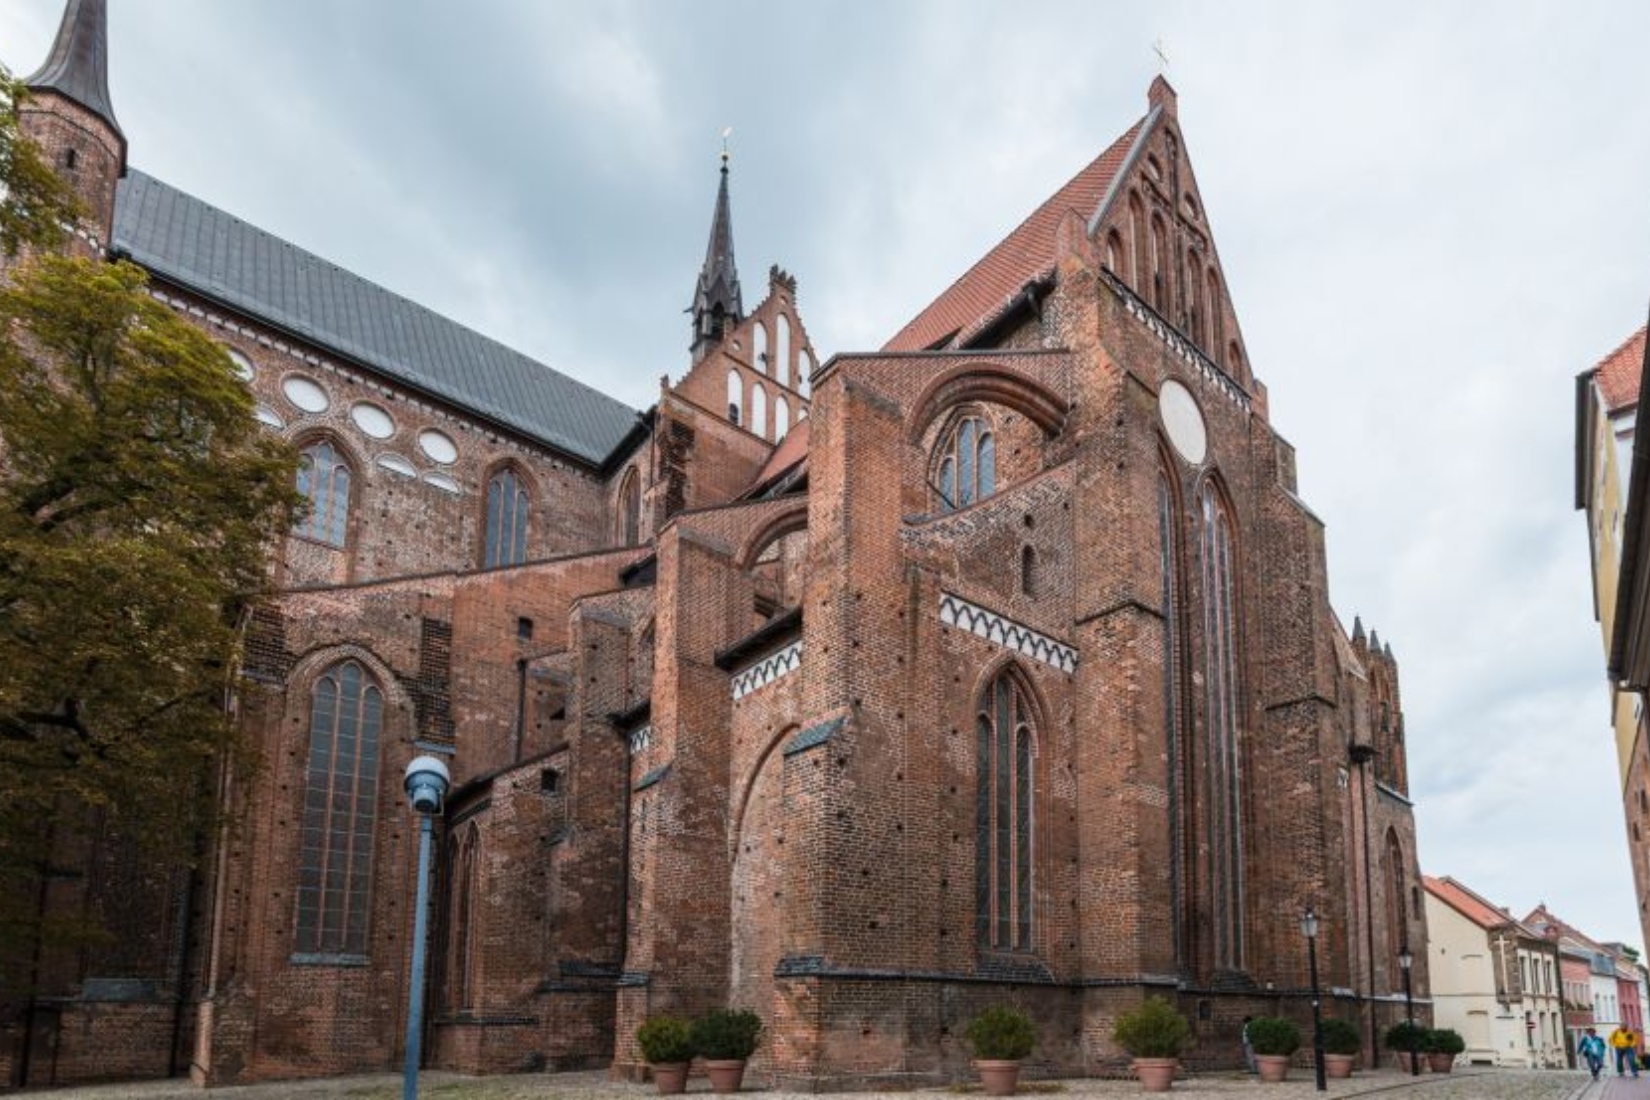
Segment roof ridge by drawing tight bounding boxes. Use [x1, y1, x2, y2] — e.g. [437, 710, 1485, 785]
[883, 116, 1147, 353]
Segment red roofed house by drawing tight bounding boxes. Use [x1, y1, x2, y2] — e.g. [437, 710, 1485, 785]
[1423, 877, 1565, 1067]
[4, 1, 1428, 1087]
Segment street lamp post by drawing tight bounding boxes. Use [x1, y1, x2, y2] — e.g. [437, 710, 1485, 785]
[1399, 945, 1418, 1076]
[1302, 907, 1326, 1092]
[402, 756, 451, 1100]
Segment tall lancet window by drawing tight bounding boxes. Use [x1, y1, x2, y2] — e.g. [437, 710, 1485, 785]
[1158, 470, 1186, 965]
[727, 370, 743, 426]
[777, 314, 792, 385]
[976, 668, 1034, 952]
[483, 468, 530, 567]
[296, 661, 383, 957]
[751, 382, 768, 438]
[753, 321, 769, 375]
[1200, 480, 1243, 969]
[775, 395, 790, 440]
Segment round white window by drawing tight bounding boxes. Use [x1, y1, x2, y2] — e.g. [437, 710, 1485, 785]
[419, 429, 458, 465]
[281, 375, 330, 414]
[227, 348, 255, 382]
[1159, 379, 1207, 465]
[423, 471, 461, 494]
[351, 402, 395, 440]
[376, 453, 417, 478]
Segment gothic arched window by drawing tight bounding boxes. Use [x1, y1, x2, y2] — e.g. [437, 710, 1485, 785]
[727, 370, 743, 426]
[296, 440, 351, 547]
[753, 321, 769, 375]
[936, 414, 995, 513]
[1207, 270, 1224, 360]
[775, 395, 790, 440]
[483, 468, 530, 568]
[777, 314, 793, 385]
[296, 660, 383, 957]
[1151, 215, 1169, 314]
[445, 824, 479, 1010]
[618, 469, 641, 547]
[751, 382, 768, 439]
[1158, 468, 1187, 965]
[1200, 481, 1243, 969]
[976, 669, 1034, 951]
[1128, 192, 1146, 290]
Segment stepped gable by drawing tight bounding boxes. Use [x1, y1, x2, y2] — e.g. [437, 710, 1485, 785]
[111, 170, 641, 466]
[884, 118, 1146, 353]
[1596, 324, 1648, 412]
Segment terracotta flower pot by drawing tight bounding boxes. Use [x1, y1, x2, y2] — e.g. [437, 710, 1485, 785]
[1323, 1053, 1355, 1079]
[1255, 1053, 1291, 1082]
[651, 1062, 689, 1095]
[1427, 1052, 1455, 1074]
[1131, 1056, 1177, 1092]
[704, 1058, 747, 1093]
[974, 1058, 1022, 1096]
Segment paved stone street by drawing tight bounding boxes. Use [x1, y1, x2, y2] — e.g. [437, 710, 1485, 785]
[26, 1067, 1607, 1100]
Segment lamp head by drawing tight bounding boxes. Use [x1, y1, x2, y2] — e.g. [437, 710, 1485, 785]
[1398, 946, 1414, 970]
[403, 755, 451, 815]
[1301, 906, 1319, 939]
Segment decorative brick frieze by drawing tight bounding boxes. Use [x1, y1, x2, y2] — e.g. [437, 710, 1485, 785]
[938, 591, 1079, 673]
[730, 639, 803, 699]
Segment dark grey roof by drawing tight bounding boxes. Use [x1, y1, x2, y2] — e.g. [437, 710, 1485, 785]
[26, 0, 122, 140]
[111, 169, 641, 466]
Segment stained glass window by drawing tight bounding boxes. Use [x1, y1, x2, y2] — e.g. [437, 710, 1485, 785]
[484, 468, 530, 567]
[976, 670, 1034, 951]
[936, 415, 995, 513]
[296, 440, 350, 547]
[1200, 482, 1243, 969]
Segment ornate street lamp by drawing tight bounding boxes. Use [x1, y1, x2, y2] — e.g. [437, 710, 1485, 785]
[1399, 945, 1418, 1076]
[402, 756, 451, 1100]
[1302, 907, 1326, 1091]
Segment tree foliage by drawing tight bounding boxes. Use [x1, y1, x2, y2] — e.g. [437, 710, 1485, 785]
[0, 66, 84, 257]
[0, 253, 301, 977]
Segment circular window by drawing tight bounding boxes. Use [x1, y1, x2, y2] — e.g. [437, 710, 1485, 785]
[281, 375, 330, 414]
[1159, 380, 1207, 465]
[376, 453, 417, 478]
[226, 348, 255, 382]
[351, 402, 396, 440]
[254, 405, 285, 429]
[419, 429, 458, 465]
[423, 471, 461, 494]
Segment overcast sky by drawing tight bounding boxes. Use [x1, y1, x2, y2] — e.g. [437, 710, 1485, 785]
[6, 1, 1650, 951]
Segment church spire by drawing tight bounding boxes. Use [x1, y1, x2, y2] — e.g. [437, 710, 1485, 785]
[26, 0, 123, 141]
[689, 142, 744, 363]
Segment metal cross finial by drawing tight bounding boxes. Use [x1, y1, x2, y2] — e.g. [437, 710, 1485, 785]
[721, 126, 733, 167]
[1153, 38, 1169, 73]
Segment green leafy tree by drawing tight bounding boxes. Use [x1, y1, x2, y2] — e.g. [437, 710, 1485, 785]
[0, 66, 84, 256]
[0, 253, 302, 981]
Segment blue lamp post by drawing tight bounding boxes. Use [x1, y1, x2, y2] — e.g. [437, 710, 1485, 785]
[402, 755, 450, 1100]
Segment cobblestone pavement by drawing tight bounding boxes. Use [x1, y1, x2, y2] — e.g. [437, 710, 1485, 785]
[29, 1067, 1601, 1100]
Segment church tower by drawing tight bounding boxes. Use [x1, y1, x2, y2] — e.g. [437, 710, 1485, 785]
[21, 0, 126, 252]
[688, 149, 743, 363]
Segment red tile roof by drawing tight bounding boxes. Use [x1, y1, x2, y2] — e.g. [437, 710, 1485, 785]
[752, 418, 809, 487]
[884, 119, 1147, 353]
[1423, 874, 1520, 932]
[1596, 325, 1647, 413]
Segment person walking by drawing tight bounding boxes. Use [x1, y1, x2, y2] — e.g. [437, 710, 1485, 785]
[1581, 1028, 1607, 1079]
[1610, 1025, 1641, 1077]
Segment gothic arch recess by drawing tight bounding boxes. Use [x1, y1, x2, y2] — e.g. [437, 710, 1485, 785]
[905, 363, 1068, 446]
[729, 723, 798, 1035]
[969, 658, 1047, 955]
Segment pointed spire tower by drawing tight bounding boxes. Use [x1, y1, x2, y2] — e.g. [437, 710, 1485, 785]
[689, 142, 744, 363]
[21, 0, 126, 248]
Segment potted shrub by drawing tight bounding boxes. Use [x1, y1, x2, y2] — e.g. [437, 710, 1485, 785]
[1112, 996, 1191, 1093]
[637, 1015, 696, 1095]
[965, 1006, 1037, 1096]
[1425, 1027, 1464, 1074]
[690, 1008, 762, 1094]
[1385, 1020, 1428, 1073]
[1247, 1017, 1300, 1083]
[1319, 1017, 1361, 1078]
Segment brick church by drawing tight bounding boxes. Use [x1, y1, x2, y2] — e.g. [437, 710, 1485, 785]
[3, 0, 1430, 1089]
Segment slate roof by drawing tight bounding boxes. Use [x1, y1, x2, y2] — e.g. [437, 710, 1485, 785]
[884, 117, 1148, 353]
[111, 169, 641, 466]
[1596, 324, 1648, 413]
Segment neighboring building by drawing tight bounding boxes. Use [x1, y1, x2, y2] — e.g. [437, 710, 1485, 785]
[1579, 322, 1650, 951]
[1423, 877, 1564, 1068]
[2, 1, 1430, 1088]
[1526, 905, 1646, 1060]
